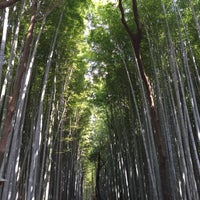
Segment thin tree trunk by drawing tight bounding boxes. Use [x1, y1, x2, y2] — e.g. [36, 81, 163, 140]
[27, 7, 64, 199]
[0, 0, 25, 122]
[0, 0, 38, 166]
[95, 152, 101, 200]
[0, 6, 9, 88]
[189, 0, 200, 40]
[43, 90, 56, 200]
[0, 77, 28, 200]
[118, 1, 169, 199]
[0, 0, 25, 123]
[37, 93, 52, 200]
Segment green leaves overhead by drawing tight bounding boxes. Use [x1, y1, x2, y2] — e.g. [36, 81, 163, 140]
[0, 0, 199, 199]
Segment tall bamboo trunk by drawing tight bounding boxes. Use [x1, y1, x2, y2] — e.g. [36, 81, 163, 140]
[0, 0, 25, 133]
[27, 7, 64, 199]
[0, 6, 9, 88]
[118, 0, 169, 199]
[95, 152, 102, 200]
[0, 1, 37, 167]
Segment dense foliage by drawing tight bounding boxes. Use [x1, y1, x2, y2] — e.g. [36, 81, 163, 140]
[0, 0, 199, 199]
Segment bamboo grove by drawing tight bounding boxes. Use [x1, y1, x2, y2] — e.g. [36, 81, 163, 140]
[0, 0, 199, 200]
